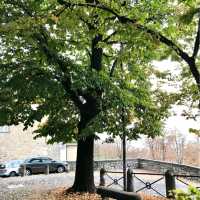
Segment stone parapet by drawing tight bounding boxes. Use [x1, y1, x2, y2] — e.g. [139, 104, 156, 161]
[68, 158, 200, 177]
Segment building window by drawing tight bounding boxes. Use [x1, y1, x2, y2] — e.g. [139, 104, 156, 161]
[0, 126, 9, 134]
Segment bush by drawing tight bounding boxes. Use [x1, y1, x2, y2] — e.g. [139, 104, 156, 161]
[174, 186, 200, 200]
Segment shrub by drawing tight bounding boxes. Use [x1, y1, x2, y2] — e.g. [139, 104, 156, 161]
[174, 186, 200, 200]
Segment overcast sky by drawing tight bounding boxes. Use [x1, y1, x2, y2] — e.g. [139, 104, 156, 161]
[153, 59, 199, 137]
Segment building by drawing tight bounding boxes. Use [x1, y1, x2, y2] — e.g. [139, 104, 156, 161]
[0, 125, 77, 162]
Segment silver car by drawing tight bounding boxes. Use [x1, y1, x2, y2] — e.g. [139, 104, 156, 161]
[0, 160, 23, 177]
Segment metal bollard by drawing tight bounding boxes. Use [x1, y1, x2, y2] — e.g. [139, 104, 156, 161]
[45, 165, 49, 175]
[165, 170, 176, 198]
[127, 168, 134, 192]
[21, 164, 26, 177]
[100, 168, 106, 186]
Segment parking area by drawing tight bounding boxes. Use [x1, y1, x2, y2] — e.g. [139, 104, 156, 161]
[0, 172, 74, 200]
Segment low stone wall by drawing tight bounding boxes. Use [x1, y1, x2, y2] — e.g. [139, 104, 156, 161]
[68, 159, 139, 171]
[68, 158, 200, 177]
[138, 158, 200, 176]
[94, 159, 139, 170]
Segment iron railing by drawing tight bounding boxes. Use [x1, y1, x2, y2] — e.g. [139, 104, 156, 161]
[132, 172, 166, 197]
[99, 168, 200, 198]
[101, 170, 124, 189]
[174, 174, 200, 189]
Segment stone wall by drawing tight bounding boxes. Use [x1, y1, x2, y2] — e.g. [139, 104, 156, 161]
[68, 159, 138, 171]
[68, 158, 200, 176]
[138, 158, 200, 176]
[0, 124, 47, 162]
[0, 124, 67, 162]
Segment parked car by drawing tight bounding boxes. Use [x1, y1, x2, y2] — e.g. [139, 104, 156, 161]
[0, 160, 24, 177]
[19, 157, 69, 176]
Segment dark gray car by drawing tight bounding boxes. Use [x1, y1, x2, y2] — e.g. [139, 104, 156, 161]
[19, 157, 69, 176]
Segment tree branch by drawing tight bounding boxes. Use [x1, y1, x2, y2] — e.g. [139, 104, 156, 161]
[106, 41, 127, 45]
[110, 43, 124, 77]
[192, 15, 200, 59]
[57, 0, 136, 23]
[110, 59, 117, 77]
[137, 25, 191, 63]
[58, 1, 200, 88]
[103, 53, 112, 58]
[103, 31, 117, 43]
[33, 29, 83, 108]
[57, 1, 189, 64]
[54, 5, 68, 17]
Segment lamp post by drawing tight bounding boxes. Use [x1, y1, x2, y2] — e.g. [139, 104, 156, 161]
[119, 43, 127, 191]
[121, 108, 127, 191]
[122, 129, 127, 191]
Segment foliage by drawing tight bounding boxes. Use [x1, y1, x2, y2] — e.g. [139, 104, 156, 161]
[174, 186, 200, 200]
[189, 128, 200, 137]
[55, 0, 200, 112]
[0, 0, 172, 144]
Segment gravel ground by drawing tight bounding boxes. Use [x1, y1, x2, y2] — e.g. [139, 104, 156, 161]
[0, 172, 75, 200]
[0, 171, 104, 200]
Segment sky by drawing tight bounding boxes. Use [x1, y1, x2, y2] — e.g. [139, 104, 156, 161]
[165, 106, 199, 140]
[131, 108, 199, 149]
[131, 59, 200, 147]
[152, 59, 199, 136]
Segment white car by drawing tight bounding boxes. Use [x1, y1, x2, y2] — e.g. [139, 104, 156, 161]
[0, 160, 24, 177]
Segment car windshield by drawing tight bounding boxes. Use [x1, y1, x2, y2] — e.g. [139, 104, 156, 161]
[23, 159, 31, 163]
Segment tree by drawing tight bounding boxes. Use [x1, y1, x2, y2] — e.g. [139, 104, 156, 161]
[58, 0, 200, 111]
[101, 137, 133, 159]
[173, 133, 186, 164]
[164, 129, 186, 164]
[0, 0, 170, 192]
[115, 138, 132, 159]
[146, 136, 167, 161]
[145, 129, 187, 164]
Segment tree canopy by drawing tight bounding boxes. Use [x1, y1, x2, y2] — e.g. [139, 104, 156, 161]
[0, 0, 170, 143]
[1, 0, 198, 192]
[58, 0, 200, 109]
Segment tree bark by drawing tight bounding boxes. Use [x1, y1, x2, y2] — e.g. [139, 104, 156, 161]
[71, 97, 100, 193]
[72, 135, 96, 192]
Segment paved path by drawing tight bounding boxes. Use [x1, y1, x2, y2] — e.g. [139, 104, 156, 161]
[0, 169, 199, 200]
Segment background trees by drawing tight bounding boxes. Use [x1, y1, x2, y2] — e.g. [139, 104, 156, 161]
[94, 128, 199, 167]
[146, 130, 186, 164]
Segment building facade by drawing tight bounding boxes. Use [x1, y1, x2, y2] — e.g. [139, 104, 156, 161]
[0, 125, 77, 162]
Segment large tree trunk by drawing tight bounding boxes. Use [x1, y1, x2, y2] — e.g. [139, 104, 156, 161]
[70, 24, 102, 193]
[72, 135, 95, 192]
[71, 102, 98, 193]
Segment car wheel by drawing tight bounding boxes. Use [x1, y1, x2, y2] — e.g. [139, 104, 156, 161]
[57, 166, 65, 173]
[25, 169, 31, 176]
[9, 171, 16, 177]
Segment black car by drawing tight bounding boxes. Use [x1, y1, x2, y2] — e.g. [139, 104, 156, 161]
[19, 157, 69, 176]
